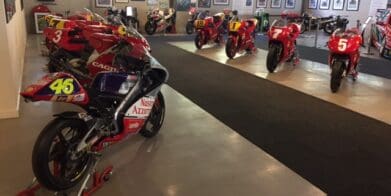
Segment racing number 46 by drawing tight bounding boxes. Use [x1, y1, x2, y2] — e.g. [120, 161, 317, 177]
[49, 78, 74, 95]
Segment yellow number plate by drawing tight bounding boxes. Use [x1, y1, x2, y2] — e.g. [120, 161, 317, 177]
[49, 78, 75, 95]
[229, 22, 241, 32]
[194, 20, 205, 28]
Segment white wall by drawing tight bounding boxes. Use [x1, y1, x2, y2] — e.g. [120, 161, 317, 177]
[0, 0, 27, 118]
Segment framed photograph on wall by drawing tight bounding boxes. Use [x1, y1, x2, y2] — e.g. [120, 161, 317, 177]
[270, 0, 281, 8]
[347, 0, 359, 11]
[319, 0, 330, 9]
[198, 0, 211, 8]
[34, 12, 50, 33]
[213, 0, 229, 5]
[4, 0, 16, 23]
[116, 0, 129, 2]
[285, 0, 295, 8]
[96, 0, 113, 7]
[177, 0, 191, 11]
[332, 0, 344, 10]
[147, 0, 158, 5]
[308, 0, 317, 9]
[256, 0, 267, 8]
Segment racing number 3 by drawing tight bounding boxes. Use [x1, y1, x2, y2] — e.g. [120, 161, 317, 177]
[49, 78, 74, 95]
[52, 30, 62, 43]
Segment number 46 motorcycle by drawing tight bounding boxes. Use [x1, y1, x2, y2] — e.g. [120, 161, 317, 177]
[20, 47, 168, 193]
[327, 27, 362, 93]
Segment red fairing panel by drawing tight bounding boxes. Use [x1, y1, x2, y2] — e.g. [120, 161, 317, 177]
[20, 72, 89, 105]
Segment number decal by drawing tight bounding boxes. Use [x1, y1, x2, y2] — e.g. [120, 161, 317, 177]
[49, 78, 74, 95]
[338, 39, 348, 51]
[52, 30, 62, 43]
[272, 29, 283, 39]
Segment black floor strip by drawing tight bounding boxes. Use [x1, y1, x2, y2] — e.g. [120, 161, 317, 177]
[149, 37, 391, 196]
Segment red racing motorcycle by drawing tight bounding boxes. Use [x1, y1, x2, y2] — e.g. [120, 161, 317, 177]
[327, 28, 362, 92]
[20, 49, 168, 193]
[225, 19, 257, 59]
[194, 13, 225, 49]
[266, 20, 301, 73]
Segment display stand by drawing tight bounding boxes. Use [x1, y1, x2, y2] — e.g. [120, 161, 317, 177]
[17, 156, 113, 196]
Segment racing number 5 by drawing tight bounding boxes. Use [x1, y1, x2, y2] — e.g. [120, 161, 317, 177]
[338, 39, 348, 51]
[49, 78, 74, 95]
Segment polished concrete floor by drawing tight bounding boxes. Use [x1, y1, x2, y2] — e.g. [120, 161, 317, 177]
[0, 36, 325, 195]
[169, 41, 391, 125]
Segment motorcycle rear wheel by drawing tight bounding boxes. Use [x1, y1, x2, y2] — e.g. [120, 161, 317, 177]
[330, 61, 345, 93]
[323, 23, 334, 34]
[266, 44, 281, 73]
[32, 118, 92, 191]
[195, 34, 204, 49]
[139, 92, 165, 138]
[225, 38, 237, 59]
[145, 22, 157, 35]
[186, 22, 194, 35]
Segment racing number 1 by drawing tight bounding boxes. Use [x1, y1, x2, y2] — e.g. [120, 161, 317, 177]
[49, 78, 74, 95]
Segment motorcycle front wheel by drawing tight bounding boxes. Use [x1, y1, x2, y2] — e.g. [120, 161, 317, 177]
[330, 61, 345, 93]
[145, 21, 157, 35]
[186, 22, 194, 35]
[139, 92, 165, 138]
[32, 118, 92, 191]
[225, 38, 237, 59]
[195, 33, 204, 49]
[266, 44, 281, 73]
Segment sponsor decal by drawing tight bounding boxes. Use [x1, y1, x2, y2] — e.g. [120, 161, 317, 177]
[73, 94, 86, 102]
[125, 96, 156, 119]
[91, 61, 118, 72]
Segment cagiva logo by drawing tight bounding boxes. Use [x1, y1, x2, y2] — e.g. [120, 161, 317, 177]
[92, 62, 118, 72]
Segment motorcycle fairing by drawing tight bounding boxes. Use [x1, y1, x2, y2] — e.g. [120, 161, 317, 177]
[123, 96, 156, 133]
[20, 72, 89, 105]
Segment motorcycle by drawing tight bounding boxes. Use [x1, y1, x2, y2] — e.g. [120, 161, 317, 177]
[225, 19, 258, 59]
[107, 7, 140, 30]
[300, 13, 333, 34]
[20, 47, 168, 192]
[46, 26, 151, 86]
[266, 19, 301, 73]
[186, 7, 198, 35]
[327, 27, 362, 92]
[323, 15, 349, 35]
[194, 13, 225, 49]
[144, 8, 176, 35]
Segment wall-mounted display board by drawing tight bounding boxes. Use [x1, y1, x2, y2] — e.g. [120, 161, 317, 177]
[96, 0, 113, 7]
[270, 0, 281, 8]
[319, 0, 330, 9]
[4, 0, 16, 23]
[147, 0, 158, 6]
[198, 0, 211, 7]
[347, 0, 359, 11]
[333, 0, 344, 10]
[257, 0, 267, 8]
[285, 0, 295, 8]
[116, 0, 128, 2]
[213, 0, 229, 5]
[308, 0, 317, 9]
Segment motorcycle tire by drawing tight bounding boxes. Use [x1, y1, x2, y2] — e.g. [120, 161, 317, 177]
[186, 22, 194, 35]
[139, 92, 165, 138]
[379, 38, 386, 57]
[47, 50, 67, 73]
[195, 34, 204, 49]
[324, 23, 334, 35]
[266, 44, 281, 73]
[225, 38, 237, 59]
[145, 22, 157, 35]
[330, 61, 345, 93]
[32, 118, 92, 191]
